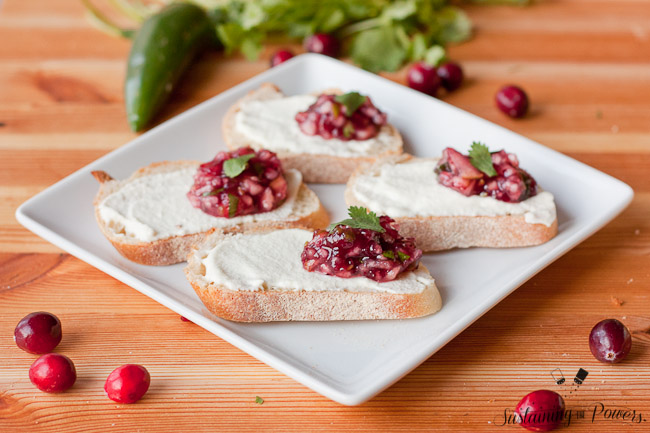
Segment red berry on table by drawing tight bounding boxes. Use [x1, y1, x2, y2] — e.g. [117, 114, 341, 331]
[105, 364, 151, 404]
[303, 33, 340, 58]
[515, 390, 565, 432]
[14, 311, 62, 354]
[29, 353, 76, 393]
[496, 85, 529, 118]
[437, 62, 464, 92]
[589, 318, 632, 363]
[407, 62, 440, 96]
[270, 49, 294, 67]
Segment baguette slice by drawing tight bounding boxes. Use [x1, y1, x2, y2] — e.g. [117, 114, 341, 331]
[92, 161, 328, 266]
[185, 229, 442, 322]
[345, 154, 558, 251]
[222, 83, 403, 184]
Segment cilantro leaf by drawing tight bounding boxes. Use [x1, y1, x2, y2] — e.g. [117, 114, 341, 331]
[423, 45, 446, 67]
[255, 396, 264, 405]
[349, 25, 407, 73]
[223, 153, 255, 178]
[382, 250, 395, 259]
[334, 92, 367, 115]
[328, 206, 385, 233]
[468, 142, 497, 177]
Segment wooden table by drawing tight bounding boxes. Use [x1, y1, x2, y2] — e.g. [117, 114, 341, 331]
[1, 0, 649, 431]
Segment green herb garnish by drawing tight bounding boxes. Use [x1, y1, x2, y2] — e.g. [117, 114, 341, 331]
[468, 142, 497, 177]
[255, 396, 264, 405]
[202, 188, 224, 197]
[382, 250, 395, 260]
[228, 193, 239, 218]
[335, 92, 367, 115]
[397, 251, 410, 262]
[223, 153, 255, 178]
[328, 206, 385, 233]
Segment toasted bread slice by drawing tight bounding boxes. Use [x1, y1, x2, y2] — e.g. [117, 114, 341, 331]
[92, 162, 328, 266]
[345, 154, 558, 251]
[222, 83, 403, 184]
[185, 229, 441, 322]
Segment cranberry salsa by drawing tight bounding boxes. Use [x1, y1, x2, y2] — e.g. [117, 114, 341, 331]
[187, 147, 288, 218]
[302, 207, 422, 283]
[435, 143, 537, 203]
[295, 92, 387, 141]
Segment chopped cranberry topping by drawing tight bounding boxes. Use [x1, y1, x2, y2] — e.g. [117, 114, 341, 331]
[301, 216, 422, 283]
[295, 93, 387, 141]
[436, 147, 537, 203]
[187, 147, 288, 218]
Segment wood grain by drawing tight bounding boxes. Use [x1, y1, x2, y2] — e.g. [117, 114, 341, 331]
[1, 0, 650, 431]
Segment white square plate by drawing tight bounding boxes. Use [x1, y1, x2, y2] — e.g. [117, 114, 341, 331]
[16, 54, 633, 405]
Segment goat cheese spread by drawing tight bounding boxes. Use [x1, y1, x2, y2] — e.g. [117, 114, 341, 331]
[349, 158, 556, 226]
[202, 229, 434, 294]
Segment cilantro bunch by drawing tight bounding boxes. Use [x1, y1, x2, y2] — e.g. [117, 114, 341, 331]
[209, 0, 473, 72]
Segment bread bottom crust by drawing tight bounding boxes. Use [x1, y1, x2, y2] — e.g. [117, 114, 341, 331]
[186, 276, 442, 322]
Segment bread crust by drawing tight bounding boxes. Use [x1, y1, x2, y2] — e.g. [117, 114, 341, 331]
[344, 154, 558, 251]
[92, 162, 329, 266]
[184, 231, 442, 322]
[222, 83, 403, 184]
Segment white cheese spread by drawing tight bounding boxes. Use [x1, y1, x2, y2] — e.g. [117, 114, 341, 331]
[349, 158, 556, 227]
[202, 229, 433, 294]
[98, 167, 303, 242]
[233, 94, 402, 157]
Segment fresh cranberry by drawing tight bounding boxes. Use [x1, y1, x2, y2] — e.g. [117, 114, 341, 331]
[407, 62, 440, 96]
[515, 390, 565, 432]
[14, 312, 62, 354]
[187, 148, 288, 218]
[270, 49, 294, 67]
[295, 93, 387, 141]
[303, 33, 340, 57]
[437, 62, 464, 92]
[105, 364, 151, 404]
[180, 316, 192, 322]
[589, 319, 632, 364]
[436, 147, 537, 203]
[29, 353, 76, 393]
[302, 216, 422, 282]
[496, 85, 529, 118]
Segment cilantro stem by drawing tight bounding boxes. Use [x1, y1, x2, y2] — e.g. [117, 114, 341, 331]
[339, 17, 384, 38]
[82, 0, 136, 39]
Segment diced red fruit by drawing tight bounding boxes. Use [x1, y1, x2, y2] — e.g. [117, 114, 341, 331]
[105, 364, 151, 404]
[14, 311, 62, 354]
[29, 353, 77, 393]
[515, 390, 565, 432]
[436, 147, 537, 203]
[187, 147, 288, 218]
[437, 62, 464, 92]
[589, 319, 632, 364]
[270, 50, 294, 67]
[295, 94, 387, 141]
[301, 216, 422, 282]
[407, 62, 440, 96]
[496, 85, 529, 118]
[303, 33, 340, 57]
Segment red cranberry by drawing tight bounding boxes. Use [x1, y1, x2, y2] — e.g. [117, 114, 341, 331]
[436, 147, 537, 203]
[180, 316, 192, 322]
[437, 62, 464, 92]
[515, 390, 565, 432]
[589, 319, 632, 364]
[496, 85, 529, 118]
[29, 353, 76, 393]
[187, 148, 288, 218]
[105, 364, 151, 404]
[295, 93, 387, 141]
[302, 216, 422, 282]
[304, 33, 339, 57]
[14, 312, 62, 354]
[270, 49, 294, 67]
[407, 62, 440, 96]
